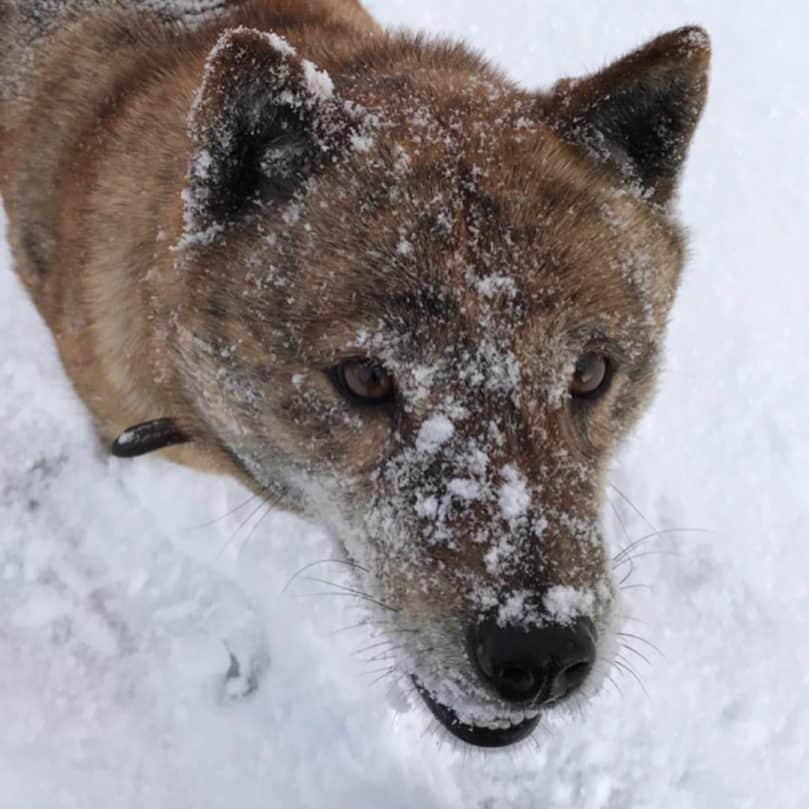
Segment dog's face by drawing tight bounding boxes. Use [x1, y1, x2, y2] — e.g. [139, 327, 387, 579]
[171, 27, 709, 746]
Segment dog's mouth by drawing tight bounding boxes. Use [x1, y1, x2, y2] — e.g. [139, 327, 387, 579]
[413, 678, 540, 748]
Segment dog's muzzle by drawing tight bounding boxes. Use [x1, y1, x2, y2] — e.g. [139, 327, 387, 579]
[415, 616, 597, 748]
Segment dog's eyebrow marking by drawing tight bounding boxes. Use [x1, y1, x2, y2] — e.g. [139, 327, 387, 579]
[111, 419, 191, 458]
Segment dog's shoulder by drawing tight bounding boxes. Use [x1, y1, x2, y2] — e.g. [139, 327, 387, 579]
[0, 1, 378, 108]
[0, 2, 211, 98]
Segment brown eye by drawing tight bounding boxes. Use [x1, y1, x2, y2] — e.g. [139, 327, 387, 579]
[334, 359, 395, 404]
[570, 353, 610, 399]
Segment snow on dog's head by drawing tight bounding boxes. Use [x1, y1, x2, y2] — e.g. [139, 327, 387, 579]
[171, 27, 710, 746]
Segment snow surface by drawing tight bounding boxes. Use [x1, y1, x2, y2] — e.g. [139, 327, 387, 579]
[2, 1, 809, 807]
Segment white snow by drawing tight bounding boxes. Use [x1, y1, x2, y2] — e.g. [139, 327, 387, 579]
[447, 477, 482, 501]
[301, 59, 335, 101]
[2, 1, 809, 807]
[395, 235, 414, 256]
[496, 591, 533, 625]
[350, 131, 375, 152]
[416, 414, 455, 452]
[264, 31, 298, 58]
[542, 585, 596, 627]
[498, 464, 530, 522]
[475, 273, 519, 300]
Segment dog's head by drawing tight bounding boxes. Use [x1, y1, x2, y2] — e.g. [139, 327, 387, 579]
[169, 26, 709, 746]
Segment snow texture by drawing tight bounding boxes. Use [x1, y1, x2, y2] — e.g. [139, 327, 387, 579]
[2, 1, 809, 807]
[301, 59, 335, 101]
[416, 414, 456, 453]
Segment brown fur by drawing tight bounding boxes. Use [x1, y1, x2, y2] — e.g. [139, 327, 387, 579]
[0, 0, 709, 740]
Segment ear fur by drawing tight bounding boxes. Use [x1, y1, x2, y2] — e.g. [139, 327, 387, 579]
[538, 26, 711, 204]
[184, 27, 345, 239]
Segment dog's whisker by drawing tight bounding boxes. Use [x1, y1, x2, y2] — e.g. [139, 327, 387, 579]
[613, 527, 710, 564]
[351, 638, 396, 657]
[606, 482, 657, 531]
[368, 668, 401, 689]
[602, 672, 624, 700]
[619, 642, 652, 667]
[282, 558, 367, 595]
[617, 556, 636, 586]
[617, 631, 664, 658]
[360, 641, 421, 664]
[608, 499, 633, 543]
[302, 576, 398, 613]
[613, 527, 696, 560]
[619, 612, 649, 627]
[589, 657, 624, 700]
[327, 617, 406, 637]
[292, 591, 390, 609]
[291, 584, 399, 614]
[613, 656, 650, 699]
[358, 639, 430, 665]
[190, 492, 260, 530]
[614, 549, 681, 568]
[361, 665, 398, 680]
[237, 500, 278, 551]
[215, 496, 270, 560]
[362, 652, 399, 665]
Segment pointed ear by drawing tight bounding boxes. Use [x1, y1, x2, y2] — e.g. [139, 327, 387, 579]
[538, 26, 710, 204]
[183, 28, 347, 240]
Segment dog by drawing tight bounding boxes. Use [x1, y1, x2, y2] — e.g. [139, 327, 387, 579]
[0, 0, 710, 747]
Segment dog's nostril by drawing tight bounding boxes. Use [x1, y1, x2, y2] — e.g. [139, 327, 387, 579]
[469, 616, 597, 705]
[500, 665, 532, 686]
[495, 664, 540, 700]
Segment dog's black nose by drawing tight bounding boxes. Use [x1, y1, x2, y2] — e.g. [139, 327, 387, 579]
[468, 616, 597, 705]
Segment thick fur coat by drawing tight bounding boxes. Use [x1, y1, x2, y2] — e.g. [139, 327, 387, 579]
[0, 0, 709, 746]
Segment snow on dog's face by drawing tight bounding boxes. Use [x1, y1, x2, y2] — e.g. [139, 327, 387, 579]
[173, 28, 709, 746]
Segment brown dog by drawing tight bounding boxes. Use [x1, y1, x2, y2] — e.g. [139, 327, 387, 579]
[0, 0, 709, 747]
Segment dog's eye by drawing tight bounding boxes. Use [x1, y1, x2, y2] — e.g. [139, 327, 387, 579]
[569, 353, 611, 399]
[331, 359, 395, 404]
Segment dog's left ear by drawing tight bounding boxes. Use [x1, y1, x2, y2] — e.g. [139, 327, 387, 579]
[184, 28, 352, 239]
[538, 26, 710, 204]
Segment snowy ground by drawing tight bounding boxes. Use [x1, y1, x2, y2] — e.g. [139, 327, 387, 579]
[2, 1, 808, 807]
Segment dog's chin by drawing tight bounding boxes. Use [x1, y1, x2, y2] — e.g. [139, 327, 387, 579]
[413, 678, 540, 748]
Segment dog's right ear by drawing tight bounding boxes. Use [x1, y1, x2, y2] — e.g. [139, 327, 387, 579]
[184, 28, 347, 240]
[537, 26, 710, 205]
